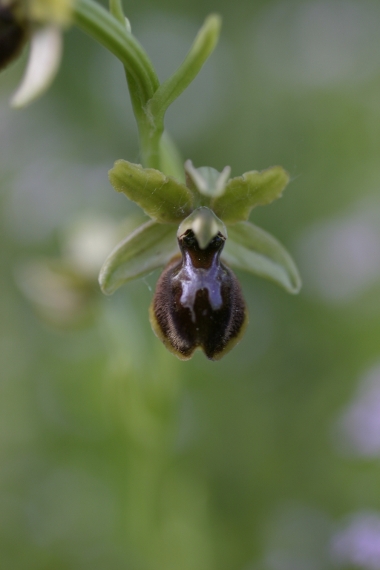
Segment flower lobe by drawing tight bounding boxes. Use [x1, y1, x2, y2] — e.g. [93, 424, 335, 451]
[150, 229, 247, 360]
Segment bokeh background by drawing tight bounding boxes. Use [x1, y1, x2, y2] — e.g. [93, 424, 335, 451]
[2, 0, 380, 568]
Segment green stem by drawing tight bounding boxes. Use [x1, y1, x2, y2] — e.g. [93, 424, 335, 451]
[73, 0, 217, 176]
[139, 121, 164, 170]
[108, 0, 152, 156]
[72, 0, 159, 105]
[159, 131, 185, 181]
[73, 0, 163, 169]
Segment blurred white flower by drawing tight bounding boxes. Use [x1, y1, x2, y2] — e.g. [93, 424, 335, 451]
[13, 214, 141, 327]
[61, 216, 126, 280]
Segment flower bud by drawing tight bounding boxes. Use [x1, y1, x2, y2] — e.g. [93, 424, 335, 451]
[0, 2, 28, 71]
[150, 228, 247, 360]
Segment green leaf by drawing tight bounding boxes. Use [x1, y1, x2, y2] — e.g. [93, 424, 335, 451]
[148, 14, 222, 122]
[99, 221, 178, 295]
[222, 221, 301, 294]
[109, 160, 194, 223]
[212, 166, 290, 224]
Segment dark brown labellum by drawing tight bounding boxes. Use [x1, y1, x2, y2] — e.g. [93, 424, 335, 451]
[0, 2, 28, 71]
[150, 229, 247, 360]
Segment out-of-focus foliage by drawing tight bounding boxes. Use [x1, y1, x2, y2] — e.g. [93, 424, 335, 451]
[2, 0, 380, 568]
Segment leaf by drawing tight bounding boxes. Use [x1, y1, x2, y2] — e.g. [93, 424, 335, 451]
[99, 221, 178, 295]
[212, 165, 290, 224]
[148, 14, 221, 122]
[222, 221, 301, 294]
[109, 160, 194, 223]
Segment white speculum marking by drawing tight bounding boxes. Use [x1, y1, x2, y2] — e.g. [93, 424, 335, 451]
[173, 251, 224, 323]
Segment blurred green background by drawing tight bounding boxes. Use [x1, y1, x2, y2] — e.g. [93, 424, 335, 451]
[2, 0, 380, 568]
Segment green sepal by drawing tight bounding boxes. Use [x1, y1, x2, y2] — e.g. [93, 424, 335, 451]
[222, 221, 301, 294]
[177, 206, 227, 249]
[212, 166, 290, 224]
[99, 220, 178, 295]
[109, 160, 194, 223]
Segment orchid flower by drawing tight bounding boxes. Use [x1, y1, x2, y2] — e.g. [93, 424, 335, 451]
[99, 159, 301, 360]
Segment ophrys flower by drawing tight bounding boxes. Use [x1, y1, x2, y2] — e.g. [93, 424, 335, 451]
[99, 159, 301, 360]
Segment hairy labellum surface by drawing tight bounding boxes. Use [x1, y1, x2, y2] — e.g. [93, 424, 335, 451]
[150, 229, 247, 360]
[0, 2, 28, 71]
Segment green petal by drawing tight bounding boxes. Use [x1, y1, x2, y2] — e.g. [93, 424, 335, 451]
[184, 160, 231, 200]
[109, 160, 194, 223]
[99, 221, 178, 295]
[222, 222, 301, 294]
[212, 165, 290, 224]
